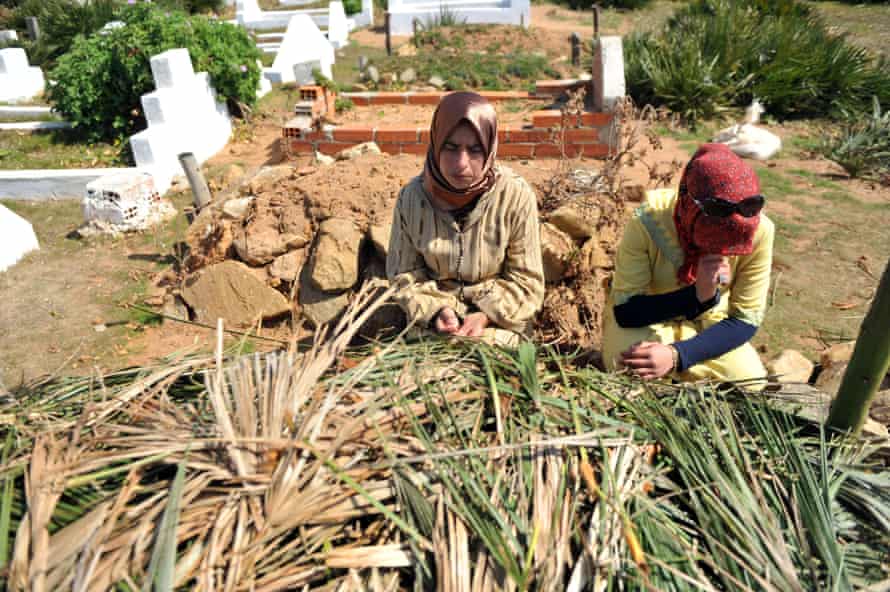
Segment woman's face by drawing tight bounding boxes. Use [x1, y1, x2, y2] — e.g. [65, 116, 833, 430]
[438, 122, 486, 190]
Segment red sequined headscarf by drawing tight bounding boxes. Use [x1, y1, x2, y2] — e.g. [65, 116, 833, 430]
[674, 144, 762, 284]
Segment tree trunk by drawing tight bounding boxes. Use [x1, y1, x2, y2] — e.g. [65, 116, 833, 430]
[826, 257, 890, 434]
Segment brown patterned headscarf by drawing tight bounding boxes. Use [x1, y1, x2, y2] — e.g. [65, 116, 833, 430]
[674, 143, 762, 284]
[423, 91, 499, 208]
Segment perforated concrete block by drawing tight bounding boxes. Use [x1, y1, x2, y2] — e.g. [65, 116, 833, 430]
[149, 48, 196, 89]
[0, 204, 39, 273]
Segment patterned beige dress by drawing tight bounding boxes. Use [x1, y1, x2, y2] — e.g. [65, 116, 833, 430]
[386, 166, 545, 345]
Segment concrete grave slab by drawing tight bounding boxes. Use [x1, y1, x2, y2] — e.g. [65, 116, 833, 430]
[387, 0, 530, 35]
[592, 36, 625, 112]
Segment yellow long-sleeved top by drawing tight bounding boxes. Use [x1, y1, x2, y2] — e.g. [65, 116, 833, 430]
[603, 188, 774, 384]
[386, 167, 545, 334]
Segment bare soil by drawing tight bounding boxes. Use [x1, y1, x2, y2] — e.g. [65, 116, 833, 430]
[332, 100, 549, 128]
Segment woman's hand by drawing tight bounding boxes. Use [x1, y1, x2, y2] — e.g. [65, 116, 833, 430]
[455, 312, 490, 337]
[435, 307, 461, 334]
[695, 255, 731, 303]
[621, 341, 676, 379]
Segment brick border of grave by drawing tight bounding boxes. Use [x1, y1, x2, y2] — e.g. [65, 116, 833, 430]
[282, 113, 613, 159]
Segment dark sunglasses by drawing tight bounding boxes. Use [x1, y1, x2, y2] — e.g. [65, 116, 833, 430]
[692, 194, 765, 218]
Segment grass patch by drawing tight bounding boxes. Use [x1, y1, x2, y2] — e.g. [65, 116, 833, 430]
[787, 169, 842, 191]
[754, 165, 795, 198]
[0, 130, 125, 170]
[812, 1, 890, 59]
[331, 41, 390, 89]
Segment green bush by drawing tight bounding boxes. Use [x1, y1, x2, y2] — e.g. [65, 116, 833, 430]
[154, 0, 226, 13]
[47, 3, 261, 143]
[342, 0, 362, 15]
[823, 98, 890, 183]
[625, 0, 890, 124]
[6, 0, 121, 67]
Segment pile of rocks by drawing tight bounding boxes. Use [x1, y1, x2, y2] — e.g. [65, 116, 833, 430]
[161, 147, 400, 334]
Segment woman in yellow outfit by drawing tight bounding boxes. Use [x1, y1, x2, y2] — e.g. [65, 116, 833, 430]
[603, 144, 774, 386]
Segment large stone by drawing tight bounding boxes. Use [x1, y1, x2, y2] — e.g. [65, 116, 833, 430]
[547, 204, 599, 241]
[820, 341, 855, 369]
[309, 218, 364, 291]
[299, 264, 350, 327]
[269, 249, 306, 282]
[400, 67, 416, 83]
[336, 142, 381, 161]
[540, 223, 573, 284]
[767, 349, 814, 384]
[233, 224, 288, 266]
[368, 222, 392, 259]
[428, 75, 445, 89]
[222, 196, 253, 220]
[181, 260, 291, 327]
[582, 237, 612, 270]
[246, 165, 295, 195]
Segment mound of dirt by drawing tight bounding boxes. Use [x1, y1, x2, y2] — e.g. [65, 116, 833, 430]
[176, 149, 641, 346]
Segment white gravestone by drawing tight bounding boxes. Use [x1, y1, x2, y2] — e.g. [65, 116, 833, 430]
[129, 48, 231, 194]
[592, 36, 625, 112]
[264, 15, 334, 85]
[0, 48, 45, 103]
[0, 30, 18, 43]
[386, 0, 530, 35]
[326, 1, 348, 49]
[0, 204, 39, 272]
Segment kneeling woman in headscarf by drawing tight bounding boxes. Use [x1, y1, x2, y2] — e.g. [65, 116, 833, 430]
[602, 143, 774, 386]
[386, 92, 545, 345]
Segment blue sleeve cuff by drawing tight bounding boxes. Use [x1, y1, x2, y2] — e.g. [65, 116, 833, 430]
[673, 317, 757, 371]
[614, 286, 720, 328]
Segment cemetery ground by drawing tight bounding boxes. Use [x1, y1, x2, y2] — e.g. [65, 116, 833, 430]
[1, 1, 889, 388]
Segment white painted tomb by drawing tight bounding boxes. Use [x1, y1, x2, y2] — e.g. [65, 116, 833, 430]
[0, 204, 39, 273]
[0, 48, 45, 103]
[129, 48, 232, 194]
[386, 0, 530, 35]
[0, 30, 18, 43]
[237, 0, 360, 48]
[263, 15, 334, 85]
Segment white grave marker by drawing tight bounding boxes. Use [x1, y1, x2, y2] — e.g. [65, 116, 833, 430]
[0, 204, 39, 272]
[129, 48, 231, 193]
[0, 48, 44, 102]
[264, 15, 334, 85]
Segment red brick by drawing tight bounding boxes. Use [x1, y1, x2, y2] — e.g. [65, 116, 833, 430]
[302, 129, 330, 141]
[289, 140, 314, 154]
[347, 95, 371, 106]
[505, 128, 553, 143]
[531, 110, 563, 128]
[376, 128, 419, 143]
[377, 142, 402, 155]
[565, 128, 602, 143]
[580, 112, 613, 126]
[316, 142, 355, 155]
[333, 127, 374, 142]
[407, 92, 445, 105]
[498, 143, 535, 158]
[369, 92, 409, 105]
[400, 142, 428, 155]
[533, 143, 566, 158]
[419, 129, 431, 143]
[497, 129, 509, 142]
[479, 91, 529, 101]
